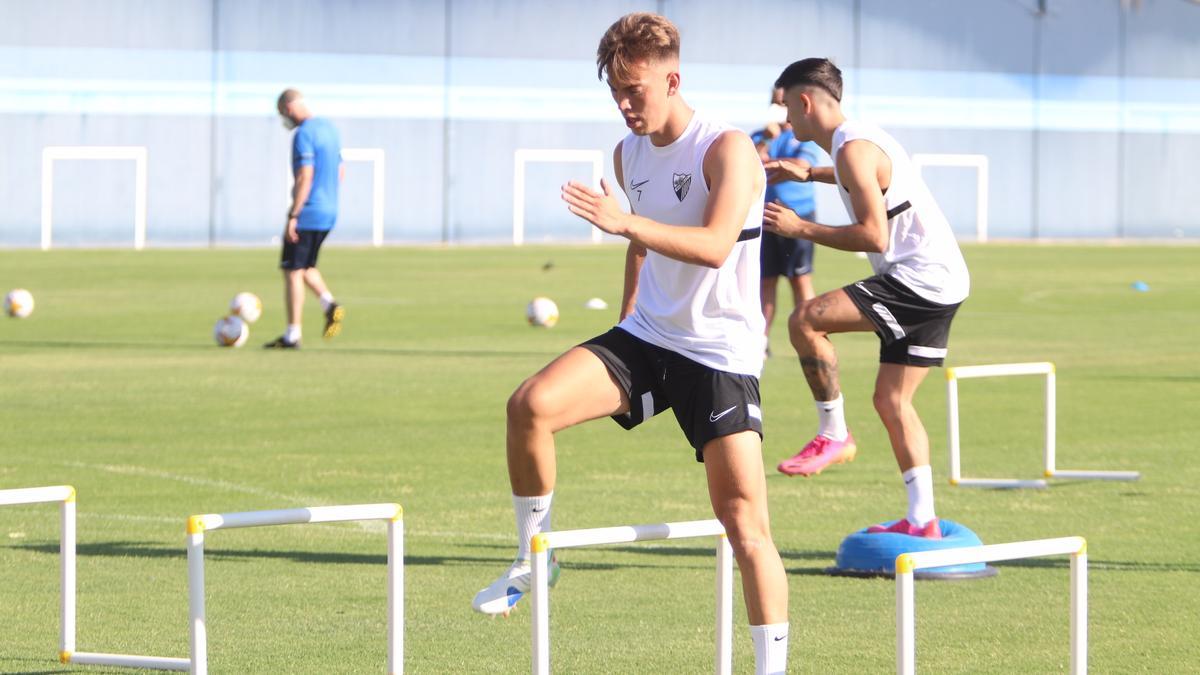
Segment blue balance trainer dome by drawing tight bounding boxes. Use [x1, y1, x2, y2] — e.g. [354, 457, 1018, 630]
[827, 519, 998, 580]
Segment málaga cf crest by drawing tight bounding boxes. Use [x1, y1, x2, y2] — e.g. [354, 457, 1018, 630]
[672, 172, 692, 202]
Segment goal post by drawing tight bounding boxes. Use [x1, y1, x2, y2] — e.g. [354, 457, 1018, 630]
[41, 146, 148, 251]
[512, 149, 604, 246]
[911, 153, 988, 243]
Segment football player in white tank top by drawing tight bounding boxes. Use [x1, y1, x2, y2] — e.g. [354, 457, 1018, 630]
[473, 13, 789, 674]
[762, 58, 970, 539]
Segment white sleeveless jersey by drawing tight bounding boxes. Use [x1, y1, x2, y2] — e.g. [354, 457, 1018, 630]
[618, 112, 766, 377]
[832, 121, 970, 305]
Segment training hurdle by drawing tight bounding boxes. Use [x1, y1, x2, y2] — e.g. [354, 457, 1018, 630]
[0, 486, 77, 661]
[187, 504, 404, 675]
[530, 519, 733, 675]
[896, 536, 1087, 674]
[947, 362, 1140, 488]
[1, 487, 403, 674]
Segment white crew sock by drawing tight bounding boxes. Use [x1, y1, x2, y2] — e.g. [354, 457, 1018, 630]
[750, 622, 789, 675]
[319, 291, 335, 312]
[903, 465, 936, 527]
[815, 394, 848, 441]
[284, 324, 301, 344]
[514, 492, 553, 560]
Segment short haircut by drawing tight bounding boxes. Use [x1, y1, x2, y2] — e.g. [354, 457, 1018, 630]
[277, 88, 302, 108]
[596, 12, 680, 85]
[774, 58, 843, 102]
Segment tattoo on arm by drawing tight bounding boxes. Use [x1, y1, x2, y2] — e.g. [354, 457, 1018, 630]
[800, 356, 840, 401]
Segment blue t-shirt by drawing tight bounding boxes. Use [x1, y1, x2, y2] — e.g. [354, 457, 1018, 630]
[753, 128, 819, 217]
[292, 117, 341, 231]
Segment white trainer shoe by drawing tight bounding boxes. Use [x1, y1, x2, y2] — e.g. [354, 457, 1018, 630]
[472, 554, 560, 616]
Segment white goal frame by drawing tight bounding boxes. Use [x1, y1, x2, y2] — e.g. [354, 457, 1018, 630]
[911, 153, 988, 243]
[41, 146, 148, 251]
[287, 147, 386, 247]
[512, 149, 604, 246]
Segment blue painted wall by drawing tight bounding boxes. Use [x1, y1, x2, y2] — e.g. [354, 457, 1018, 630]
[0, 0, 1197, 246]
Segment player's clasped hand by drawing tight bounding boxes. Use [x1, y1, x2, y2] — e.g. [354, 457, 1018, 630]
[764, 158, 810, 185]
[284, 218, 300, 244]
[562, 179, 629, 236]
[762, 200, 811, 239]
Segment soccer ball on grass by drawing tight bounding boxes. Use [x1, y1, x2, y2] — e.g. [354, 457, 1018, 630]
[4, 289, 34, 318]
[213, 315, 249, 347]
[229, 292, 263, 323]
[526, 297, 559, 328]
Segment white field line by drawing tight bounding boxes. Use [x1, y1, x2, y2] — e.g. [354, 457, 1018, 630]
[56, 461, 381, 533]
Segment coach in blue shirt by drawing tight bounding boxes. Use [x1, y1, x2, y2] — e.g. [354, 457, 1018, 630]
[752, 89, 821, 357]
[266, 88, 345, 349]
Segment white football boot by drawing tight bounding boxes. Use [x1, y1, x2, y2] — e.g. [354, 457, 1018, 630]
[472, 554, 560, 616]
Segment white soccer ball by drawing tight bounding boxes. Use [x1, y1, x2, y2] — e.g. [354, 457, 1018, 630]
[213, 315, 249, 347]
[4, 288, 34, 318]
[229, 292, 263, 324]
[526, 296, 559, 328]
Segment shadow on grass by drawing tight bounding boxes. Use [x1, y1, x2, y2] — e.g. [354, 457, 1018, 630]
[16, 541, 499, 568]
[458, 541, 836, 574]
[1078, 373, 1200, 384]
[0, 339, 551, 359]
[995, 558, 1200, 573]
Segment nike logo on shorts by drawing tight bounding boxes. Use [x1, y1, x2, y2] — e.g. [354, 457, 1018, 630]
[708, 406, 737, 423]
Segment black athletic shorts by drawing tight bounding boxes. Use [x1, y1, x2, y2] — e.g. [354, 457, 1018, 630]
[581, 327, 763, 462]
[760, 211, 815, 278]
[280, 229, 330, 270]
[843, 274, 962, 368]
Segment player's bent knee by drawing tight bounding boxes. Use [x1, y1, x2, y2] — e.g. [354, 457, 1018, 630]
[507, 377, 557, 427]
[714, 505, 772, 557]
[789, 301, 821, 337]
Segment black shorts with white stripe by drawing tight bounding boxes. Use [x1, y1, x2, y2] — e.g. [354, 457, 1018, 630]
[580, 327, 763, 462]
[843, 274, 962, 367]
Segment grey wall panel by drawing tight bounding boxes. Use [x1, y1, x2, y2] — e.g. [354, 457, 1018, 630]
[0, 0, 1196, 246]
[445, 120, 626, 242]
[0, 0, 213, 50]
[213, 117, 289, 245]
[1123, 132, 1200, 238]
[447, 0, 650, 60]
[0, 115, 212, 247]
[1036, 131, 1120, 238]
[886, 128, 1036, 240]
[216, 0, 447, 56]
[666, 0, 857, 68]
[335, 118, 445, 244]
[858, 0, 1037, 74]
[1124, 1, 1200, 79]
[1039, 0, 1121, 76]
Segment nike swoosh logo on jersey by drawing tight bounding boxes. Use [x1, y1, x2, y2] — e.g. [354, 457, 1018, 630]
[630, 179, 649, 189]
[708, 406, 737, 423]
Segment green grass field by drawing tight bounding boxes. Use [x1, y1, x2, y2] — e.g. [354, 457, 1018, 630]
[1, 243, 1197, 674]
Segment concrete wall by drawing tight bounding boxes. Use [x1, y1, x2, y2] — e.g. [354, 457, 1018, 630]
[0, 0, 1197, 247]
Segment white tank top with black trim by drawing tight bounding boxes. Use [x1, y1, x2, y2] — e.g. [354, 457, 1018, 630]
[832, 120, 970, 306]
[618, 111, 766, 377]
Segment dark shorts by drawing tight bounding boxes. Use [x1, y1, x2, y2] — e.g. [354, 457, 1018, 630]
[843, 274, 962, 367]
[581, 328, 763, 462]
[280, 229, 330, 270]
[760, 212, 815, 278]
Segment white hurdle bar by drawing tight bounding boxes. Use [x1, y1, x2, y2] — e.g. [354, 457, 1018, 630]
[530, 519, 733, 675]
[947, 362, 1140, 488]
[896, 536, 1087, 675]
[0, 486, 77, 661]
[0, 486, 190, 669]
[187, 503, 404, 675]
